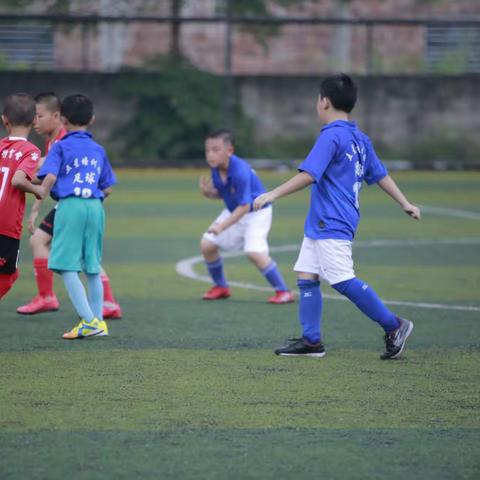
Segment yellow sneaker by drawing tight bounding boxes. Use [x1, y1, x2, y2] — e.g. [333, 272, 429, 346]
[62, 318, 108, 340]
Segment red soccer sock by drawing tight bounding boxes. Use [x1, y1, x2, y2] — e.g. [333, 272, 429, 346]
[101, 272, 116, 303]
[0, 270, 19, 301]
[33, 257, 54, 298]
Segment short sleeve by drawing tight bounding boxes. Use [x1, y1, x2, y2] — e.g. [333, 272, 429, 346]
[232, 163, 251, 206]
[364, 140, 388, 185]
[18, 147, 41, 179]
[298, 131, 338, 183]
[38, 142, 62, 179]
[98, 153, 117, 191]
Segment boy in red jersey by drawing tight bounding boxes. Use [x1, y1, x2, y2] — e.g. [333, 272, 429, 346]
[0, 93, 44, 301]
[16, 92, 122, 318]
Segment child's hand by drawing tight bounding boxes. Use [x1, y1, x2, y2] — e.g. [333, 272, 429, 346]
[253, 192, 274, 211]
[27, 210, 39, 234]
[207, 223, 223, 236]
[34, 186, 45, 201]
[403, 203, 421, 220]
[199, 175, 218, 198]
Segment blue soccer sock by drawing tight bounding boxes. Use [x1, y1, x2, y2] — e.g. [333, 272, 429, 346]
[332, 277, 400, 333]
[261, 261, 289, 292]
[86, 273, 103, 320]
[206, 257, 228, 288]
[297, 278, 322, 344]
[61, 271, 95, 322]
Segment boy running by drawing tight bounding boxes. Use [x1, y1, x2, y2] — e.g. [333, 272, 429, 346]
[200, 129, 294, 304]
[254, 74, 420, 359]
[0, 93, 44, 301]
[37, 94, 116, 339]
[16, 92, 122, 319]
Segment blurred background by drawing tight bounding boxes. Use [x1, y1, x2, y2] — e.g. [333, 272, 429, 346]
[0, 0, 479, 168]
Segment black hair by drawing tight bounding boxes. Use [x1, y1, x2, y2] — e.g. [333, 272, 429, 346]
[206, 128, 234, 146]
[34, 91, 61, 113]
[3, 93, 36, 126]
[320, 73, 357, 113]
[60, 93, 94, 126]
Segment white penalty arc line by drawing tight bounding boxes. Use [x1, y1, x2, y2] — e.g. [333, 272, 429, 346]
[419, 204, 480, 221]
[176, 238, 480, 313]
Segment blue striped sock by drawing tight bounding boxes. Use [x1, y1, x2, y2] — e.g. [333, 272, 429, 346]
[332, 277, 400, 332]
[206, 257, 228, 288]
[262, 261, 289, 292]
[297, 278, 322, 344]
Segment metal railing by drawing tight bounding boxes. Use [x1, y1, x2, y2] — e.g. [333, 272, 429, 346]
[0, 13, 479, 74]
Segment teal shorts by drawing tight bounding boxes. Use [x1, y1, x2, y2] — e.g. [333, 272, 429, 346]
[49, 197, 105, 274]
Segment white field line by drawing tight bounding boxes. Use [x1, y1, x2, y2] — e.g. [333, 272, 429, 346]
[419, 204, 480, 221]
[176, 238, 480, 313]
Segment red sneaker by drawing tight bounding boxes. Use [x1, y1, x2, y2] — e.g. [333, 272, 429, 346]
[268, 290, 295, 304]
[203, 286, 231, 300]
[103, 301, 123, 319]
[16, 295, 60, 315]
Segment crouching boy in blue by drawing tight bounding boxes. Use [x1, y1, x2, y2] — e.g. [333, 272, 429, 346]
[254, 74, 420, 359]
[200, 129, 294, 304]
[37, 94, 117, 339]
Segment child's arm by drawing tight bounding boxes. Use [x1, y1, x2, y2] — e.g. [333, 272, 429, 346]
[27, 199, 43, 234]
[377, 175, 421, 220]
[11, 171, 45, 200]
[39, 173, 57, 199]
[207, 204, 250, 235]
[253, 172, 314, 211]
[199, 175, 220, 199]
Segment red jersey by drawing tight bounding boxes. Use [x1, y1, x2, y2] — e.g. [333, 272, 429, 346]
[45, 127, 67, 155]
[0, 137, 41, 239]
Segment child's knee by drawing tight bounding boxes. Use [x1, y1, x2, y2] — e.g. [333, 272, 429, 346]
[200, 237, 217, 255]
[331, 277, 355, 295]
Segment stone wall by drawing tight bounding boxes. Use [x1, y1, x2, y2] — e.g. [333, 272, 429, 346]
[1, 71, 478, 163]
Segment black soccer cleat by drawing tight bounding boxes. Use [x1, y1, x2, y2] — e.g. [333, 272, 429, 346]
[275, 337, 326, 357]
[380, 317, 414, 360]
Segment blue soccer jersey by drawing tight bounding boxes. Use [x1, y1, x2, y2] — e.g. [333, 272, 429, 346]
[211, 154, 266, 212]
[38, 131, 116, 200]
[298, 120, 387, 240]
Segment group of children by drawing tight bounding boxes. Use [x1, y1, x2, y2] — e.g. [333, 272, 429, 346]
[0, 73, 420, 359]
[0, 92, 119, 339]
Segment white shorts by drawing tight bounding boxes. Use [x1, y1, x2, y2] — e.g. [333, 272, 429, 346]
[294, 236, 355, 285]
[202, 206, 272, 253]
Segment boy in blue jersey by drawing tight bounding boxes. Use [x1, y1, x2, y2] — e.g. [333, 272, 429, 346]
[200, 129, 294, 304]
[254, 74, 420, 359]
[37, 94, 117, 339]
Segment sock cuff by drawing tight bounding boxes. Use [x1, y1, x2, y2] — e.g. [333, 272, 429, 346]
[33, 257, 49, 268]
[331, 277, 355, 294]
[206, 257, 223, 268]
[297, 278, 320, 288]
[261, 261, 277, 275]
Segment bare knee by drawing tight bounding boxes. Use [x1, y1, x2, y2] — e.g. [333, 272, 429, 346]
[201, 238, 219, 261]
[246, 252, 271, 270]
[297, 272, 319, 281]
[30, 229, 51, 258]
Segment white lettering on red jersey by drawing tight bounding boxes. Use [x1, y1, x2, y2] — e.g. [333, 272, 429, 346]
[0, 137, 41, 239]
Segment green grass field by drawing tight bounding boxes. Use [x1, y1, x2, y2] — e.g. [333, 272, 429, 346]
[1, 169, 479, 479]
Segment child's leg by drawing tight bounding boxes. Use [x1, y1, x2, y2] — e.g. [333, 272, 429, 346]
[332, 277, 400, 332]
[85, 273, 103, 320]
[30, 224, 55, 299]
[297, 273, 323, 344]
[247, 252, 289, 292]
[0, 270, 19, 301]
[61, 271, 95, 322]
[201, 237, 228, 288]
[100, 267, 116, 303]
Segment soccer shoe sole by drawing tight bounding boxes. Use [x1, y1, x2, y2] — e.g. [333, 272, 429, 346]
[389, 320, 414, 359]
[63, 328, 108, 340]
[16, 306, 59, 315]
[276, 352, 326, 358]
